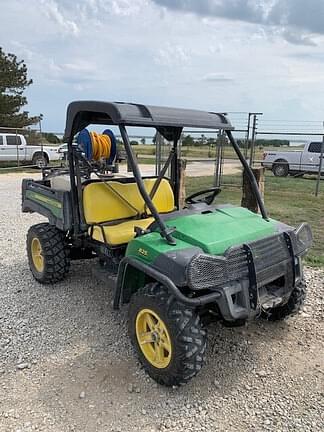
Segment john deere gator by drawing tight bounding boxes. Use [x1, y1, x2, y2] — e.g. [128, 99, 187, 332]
[22, 101, 313, 385]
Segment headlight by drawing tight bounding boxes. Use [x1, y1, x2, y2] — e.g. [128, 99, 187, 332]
[294, 223, 313, 256]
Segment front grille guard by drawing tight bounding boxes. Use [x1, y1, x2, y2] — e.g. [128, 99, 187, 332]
[187, 232, 296, 309]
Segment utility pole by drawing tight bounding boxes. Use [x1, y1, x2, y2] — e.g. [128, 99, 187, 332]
[315, 122, 324, 197]
[249, 112, 263, 167]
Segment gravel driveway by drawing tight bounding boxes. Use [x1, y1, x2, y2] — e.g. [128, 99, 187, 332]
[0, 173, 323, 432]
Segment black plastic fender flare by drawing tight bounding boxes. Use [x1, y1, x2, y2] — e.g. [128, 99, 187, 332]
[113, 256, 221, 310]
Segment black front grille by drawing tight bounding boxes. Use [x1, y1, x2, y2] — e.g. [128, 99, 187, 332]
[226, 247, 249, 281]
[248, 234, 291, 286]
[227, 233, 291, 288]
[187, 233, 292, 291]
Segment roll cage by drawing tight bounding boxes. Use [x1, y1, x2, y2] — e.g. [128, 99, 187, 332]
[63, 101, 269, 245]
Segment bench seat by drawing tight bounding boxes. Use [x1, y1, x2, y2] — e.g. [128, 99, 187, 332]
[91, 217, 155, 245]
[83, 178, 174, 246]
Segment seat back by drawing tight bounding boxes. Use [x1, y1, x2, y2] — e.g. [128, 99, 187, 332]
[144, 179, 175, 214]
[83, 178, 174, 224]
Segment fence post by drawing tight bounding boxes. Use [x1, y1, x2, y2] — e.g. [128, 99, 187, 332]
[241, 167, 265, 213]
[315, 130, 324, 197]
[178, 158, 187, 209]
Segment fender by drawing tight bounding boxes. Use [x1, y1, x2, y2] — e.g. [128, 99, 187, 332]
[32, 150, 50, 162]
[113, 256, 221, 310]
[273, 158, 289, 167]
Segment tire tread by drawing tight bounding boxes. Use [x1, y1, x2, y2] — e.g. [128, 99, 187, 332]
[27, 223, 70, 284]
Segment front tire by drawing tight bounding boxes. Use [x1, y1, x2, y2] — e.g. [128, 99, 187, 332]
[263, 279, 307, 321]
[128, 283, 206, 386]
[27, 223, 70, 284]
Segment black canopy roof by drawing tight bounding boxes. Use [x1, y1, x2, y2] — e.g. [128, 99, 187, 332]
[63, 100, 234, 141]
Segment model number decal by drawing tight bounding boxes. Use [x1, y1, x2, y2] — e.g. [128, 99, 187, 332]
[138, 248, 148, 257]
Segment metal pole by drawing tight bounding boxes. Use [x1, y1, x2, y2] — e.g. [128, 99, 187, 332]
[245, 113, 251, 159]
[39, 114, 44, 168]
[249, 115, 257, 167]
[248, 113, 263, 167]
[214, 129, 221, 187]
[15, 128, 20, 167]
[315, 124, 324, 197]
[220, 130, 225, 184]
[154, 132, 163, 176]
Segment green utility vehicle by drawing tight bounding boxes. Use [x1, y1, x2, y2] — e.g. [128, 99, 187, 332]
[22, 101, 313, 386]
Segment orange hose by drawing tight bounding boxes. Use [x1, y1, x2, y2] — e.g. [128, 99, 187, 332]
[90, 132, 112, 160]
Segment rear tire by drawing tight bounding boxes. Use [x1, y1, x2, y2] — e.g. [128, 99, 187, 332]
[32, 153, 48, 168]
[128, 282, 206, 386]
[272, 161, 289, 177]
[263, 279, 307, 321]
[27, 223, 70, 284]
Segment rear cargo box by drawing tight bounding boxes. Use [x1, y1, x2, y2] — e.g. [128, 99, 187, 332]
[22, 178, 73, 231]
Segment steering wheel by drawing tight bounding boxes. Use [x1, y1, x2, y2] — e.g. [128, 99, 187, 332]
[185, 187, 221, 205]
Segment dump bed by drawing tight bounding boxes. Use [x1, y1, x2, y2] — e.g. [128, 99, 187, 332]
[22, 178, 73, 231]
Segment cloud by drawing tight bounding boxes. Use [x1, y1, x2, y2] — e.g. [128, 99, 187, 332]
[288, 52, 324, 62]
[201, 73, 234, 83]
[152, 0, 324, 45]
[268, 0, 324, 35]
[152, 0, 264, 23]
[2, 0, 324, 131]
[40, 0, 79, 35]
[281, 30, 317, 47]
[154, 44, 191, 66]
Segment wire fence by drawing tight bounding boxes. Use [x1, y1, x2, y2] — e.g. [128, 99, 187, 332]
[0, 116, 323, 195]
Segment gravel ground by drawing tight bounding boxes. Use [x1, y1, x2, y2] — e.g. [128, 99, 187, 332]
[0, 173, 323, 432]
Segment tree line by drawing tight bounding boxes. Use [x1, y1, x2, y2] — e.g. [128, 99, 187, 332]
[182, 134, 289, 148]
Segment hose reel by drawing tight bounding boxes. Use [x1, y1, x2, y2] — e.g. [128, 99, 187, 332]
[77, 128, 117, 163]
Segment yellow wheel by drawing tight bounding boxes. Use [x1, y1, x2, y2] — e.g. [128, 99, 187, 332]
[27, 223, 70, 284]
[31, 237, 44, 273]
[135, 308, 172, 369]
[129, 283, 206, 386]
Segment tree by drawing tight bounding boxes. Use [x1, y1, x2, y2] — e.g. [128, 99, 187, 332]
[197, 134, 207, 147]
[0, 47, 40, 128]
[182, 134, 195, 147]
[42, 132, 61, 144]
[140, 137, 146, 145]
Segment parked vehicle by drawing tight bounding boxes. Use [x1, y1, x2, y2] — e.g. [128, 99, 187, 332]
[0, 133, 62, 168]
[22, 101, 312, 386]
[262, 142, 324, 177]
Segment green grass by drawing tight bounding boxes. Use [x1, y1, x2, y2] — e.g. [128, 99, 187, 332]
[186, 173, 324, 267]
[134, 144, 301, 161]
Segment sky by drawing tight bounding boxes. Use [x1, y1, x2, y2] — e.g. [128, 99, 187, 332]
[1, 0, 324, 132]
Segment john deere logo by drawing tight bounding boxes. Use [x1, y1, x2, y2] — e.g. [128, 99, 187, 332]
[138, 248, 148, 257]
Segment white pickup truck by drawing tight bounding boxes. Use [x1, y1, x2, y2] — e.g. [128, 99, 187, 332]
[0, 133, 62, 168]
[262, 141, 324, 177]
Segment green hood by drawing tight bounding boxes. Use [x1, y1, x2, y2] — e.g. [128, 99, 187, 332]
[126, 207, 278, 262]
[165, 207, 277, 255]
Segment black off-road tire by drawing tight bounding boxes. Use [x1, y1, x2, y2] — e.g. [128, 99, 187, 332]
[264, 279, 307, 321]
[27, 223, 70, 284]
[272, 160, 289, 177]
[32, 152, 48, 168]
[128, 283, 207, 386]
